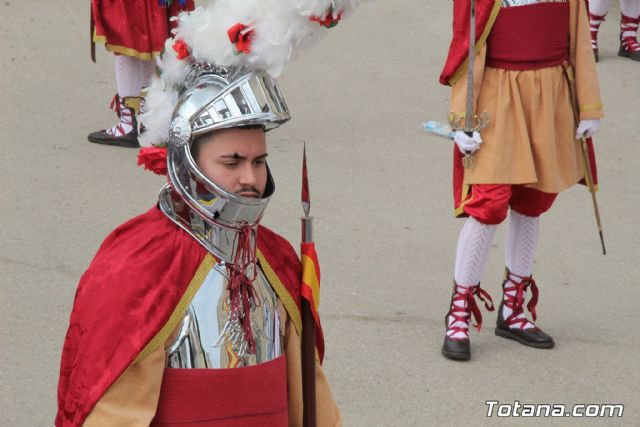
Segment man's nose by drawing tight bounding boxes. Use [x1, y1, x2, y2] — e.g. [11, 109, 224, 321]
[238, 163, 257, 186]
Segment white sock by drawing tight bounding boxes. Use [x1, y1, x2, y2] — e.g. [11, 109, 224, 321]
[620, 1, 640, 54]
[505, 210, 538, 278]
[589, 0, 613, 49]
[621, 0, 640, 18]
[106, 55, 144, 136]
[106, 97, 135, 137]
[141, 59, 156, 88]
[447, 217, 497, 339]
[115, 55, 143, 97]
[446, 284, 472, 339]
[454, 217, 497, 286]
[589, 0, 613, 16]
[503, 210, 539, 330]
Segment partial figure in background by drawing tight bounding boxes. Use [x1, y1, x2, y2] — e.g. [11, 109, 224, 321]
[589, 0, 640, 61]
[438, 0, 603, 361]
[88, 0, 194, 148]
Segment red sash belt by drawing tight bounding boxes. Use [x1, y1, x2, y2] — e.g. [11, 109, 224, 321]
[486, 3, 570, 70]
[151, 355, 288, 427]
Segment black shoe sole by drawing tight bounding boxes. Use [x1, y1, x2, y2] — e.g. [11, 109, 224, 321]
[618, 50, 640, 61]
[88, 134, 140, 148]
[441, 343, 471, 361]
[494, 327, 555, 349]
[442, 348, 470, 361]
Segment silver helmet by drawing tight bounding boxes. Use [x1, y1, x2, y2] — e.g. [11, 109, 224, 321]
[158, 64, 290, 263]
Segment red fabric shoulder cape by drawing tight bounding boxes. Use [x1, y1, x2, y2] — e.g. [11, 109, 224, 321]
[55, 207, 306, 427]
[439, 0, 502, 86]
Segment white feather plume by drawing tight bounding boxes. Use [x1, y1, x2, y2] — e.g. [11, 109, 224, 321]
[140, 0, 362, 147]
[139, 77, 178, 147]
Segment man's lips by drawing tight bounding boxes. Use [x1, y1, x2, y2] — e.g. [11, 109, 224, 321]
[238, 191, 260, 198]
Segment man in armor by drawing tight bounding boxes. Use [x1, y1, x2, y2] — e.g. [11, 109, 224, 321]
[88, 0, 194, 148]
[589, 0, 640, 61]
[56, 1, 358, 425]
[439, 0, 603, 361]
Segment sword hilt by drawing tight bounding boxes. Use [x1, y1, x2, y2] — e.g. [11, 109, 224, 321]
[448, 112, 490, 169]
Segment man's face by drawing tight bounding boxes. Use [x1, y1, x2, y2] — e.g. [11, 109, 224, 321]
[194, 127, 268, 198]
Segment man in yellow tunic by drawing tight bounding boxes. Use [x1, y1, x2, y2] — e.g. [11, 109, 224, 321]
[439, 0, 603, 361]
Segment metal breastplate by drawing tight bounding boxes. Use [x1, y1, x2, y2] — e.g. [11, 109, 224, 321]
[166, 263, 283, 368]
[502, 0, 567, 6]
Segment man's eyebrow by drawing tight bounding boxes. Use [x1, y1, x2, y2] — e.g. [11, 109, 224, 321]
[220, 153, 246, 160]
[219, 152, 268, 160]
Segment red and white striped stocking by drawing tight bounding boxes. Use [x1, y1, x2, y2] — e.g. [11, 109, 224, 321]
[589, 0, 613, 51]
[620, 0, 640, 56]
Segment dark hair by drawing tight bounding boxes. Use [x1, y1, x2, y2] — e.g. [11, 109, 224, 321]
[190, 124, 265, 161]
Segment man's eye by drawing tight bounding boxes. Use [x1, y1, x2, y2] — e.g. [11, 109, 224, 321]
[255, 159, 266, 166]
[223, 162, 239, 167]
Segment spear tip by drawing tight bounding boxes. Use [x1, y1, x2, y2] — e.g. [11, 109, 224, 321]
[301, 142, 310, 217]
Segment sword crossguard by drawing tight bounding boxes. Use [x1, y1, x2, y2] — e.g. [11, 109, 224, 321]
[447, 112, 490, 169]
[447, 111, 490, 133]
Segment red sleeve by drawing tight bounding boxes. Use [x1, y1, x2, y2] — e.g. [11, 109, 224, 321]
[439, 0, 501, 85]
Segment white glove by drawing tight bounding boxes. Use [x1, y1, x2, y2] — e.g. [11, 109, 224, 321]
[453, 130, 483, 154]
[576, 119, 600, 139]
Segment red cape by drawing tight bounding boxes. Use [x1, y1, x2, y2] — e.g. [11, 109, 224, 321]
[439, 0, 502, 86]
[56, 207, 317, 427]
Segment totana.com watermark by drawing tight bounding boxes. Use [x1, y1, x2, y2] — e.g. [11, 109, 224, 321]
[485, 400, 624, 418]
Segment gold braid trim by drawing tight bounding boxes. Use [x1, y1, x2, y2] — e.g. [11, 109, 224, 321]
[449, 0, 502, 86]
[579, 102, 603, 112]
[93, 33, 161, 61]
[257, 249, 303, 336]
[134, 253, 217, 363]
[454, 183, 473, 217]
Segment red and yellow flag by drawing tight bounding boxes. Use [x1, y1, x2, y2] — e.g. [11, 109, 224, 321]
[301, 242, 320, 322]
[301, 241, 325, 360]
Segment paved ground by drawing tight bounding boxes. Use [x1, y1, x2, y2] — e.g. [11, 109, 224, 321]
[1, 1, 639, 426]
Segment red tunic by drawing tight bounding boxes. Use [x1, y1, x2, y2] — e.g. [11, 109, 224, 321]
[91, 0, 195, 59]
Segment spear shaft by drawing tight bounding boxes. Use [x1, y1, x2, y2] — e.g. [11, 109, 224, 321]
[301, 143, 316, 427]
[562, 65, 606, 255]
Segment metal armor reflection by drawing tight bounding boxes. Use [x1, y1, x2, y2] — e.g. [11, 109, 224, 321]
[166, 263, 282, 368]
[158, 183, 271, 265]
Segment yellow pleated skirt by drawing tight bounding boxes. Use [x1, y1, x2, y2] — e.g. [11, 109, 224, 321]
[466, 65, 583, 193]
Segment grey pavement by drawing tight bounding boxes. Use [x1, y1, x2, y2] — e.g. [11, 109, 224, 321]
[1, 1, 639, 426]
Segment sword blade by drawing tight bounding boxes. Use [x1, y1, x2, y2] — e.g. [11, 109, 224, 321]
[465, 0, 476, 132]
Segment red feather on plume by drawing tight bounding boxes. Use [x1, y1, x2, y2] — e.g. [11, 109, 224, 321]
[137, 146, 168, 176]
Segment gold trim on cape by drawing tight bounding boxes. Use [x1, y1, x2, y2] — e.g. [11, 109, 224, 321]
[257, 249, 303, 336]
